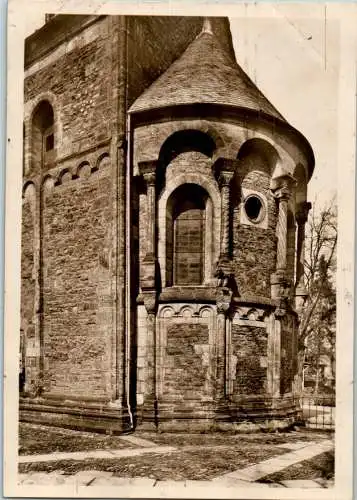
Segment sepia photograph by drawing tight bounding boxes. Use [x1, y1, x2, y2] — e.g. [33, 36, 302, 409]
[3, 2, 355, 499]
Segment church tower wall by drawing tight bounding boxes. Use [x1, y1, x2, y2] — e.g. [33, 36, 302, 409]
[20, 15, 206, 431]
[20, 15, 314, 432]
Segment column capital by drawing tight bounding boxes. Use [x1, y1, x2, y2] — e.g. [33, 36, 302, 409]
[216, 287, 233, 314]
[213, 157, 238, 186]
[296, 201, 312, 225]
[142, 290, 157, 315]
[271, 174, 296, 201]
[138, 160, 158, 185]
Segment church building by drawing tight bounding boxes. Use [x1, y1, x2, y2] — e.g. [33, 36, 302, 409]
[20, 15, 314, 432]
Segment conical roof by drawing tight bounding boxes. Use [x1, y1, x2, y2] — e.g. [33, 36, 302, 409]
[129, 21, 286, 122]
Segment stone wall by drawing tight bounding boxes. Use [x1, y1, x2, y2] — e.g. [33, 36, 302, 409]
[280, 315, 296, 395]
[164, 323, 209, 402]
[41, 164, 112, 399]
[24, 17, 114, 163]
[232, 325, 268, 395]
[21, 185, 37, 393]
[232, 159, 277, 298]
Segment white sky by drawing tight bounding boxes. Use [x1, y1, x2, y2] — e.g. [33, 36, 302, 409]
[24, 7, 338, 210]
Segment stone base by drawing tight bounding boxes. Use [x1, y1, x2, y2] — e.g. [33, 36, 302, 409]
[136, 396, 301, 433]
[19, 397, 133, 434]
[20, 396, 301, 434]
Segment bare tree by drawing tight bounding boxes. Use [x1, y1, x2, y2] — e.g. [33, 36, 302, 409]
[297, 197, 337, 394]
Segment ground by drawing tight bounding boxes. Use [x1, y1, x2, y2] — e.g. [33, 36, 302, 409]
[18, 423, 334, 489]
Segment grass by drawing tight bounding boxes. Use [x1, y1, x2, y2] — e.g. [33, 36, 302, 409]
[137, 430, 331, 448]
[19, 423, 136, 455]
[19, 422, 331, 455]
[19, 445, 287, 480]
[259, 451, 334, 483]
[18, 423, 334, 482]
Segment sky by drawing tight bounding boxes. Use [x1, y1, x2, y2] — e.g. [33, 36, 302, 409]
[23, 7, 338, 210]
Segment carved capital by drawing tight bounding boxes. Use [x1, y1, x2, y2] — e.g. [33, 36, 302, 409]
[215, 256, 235, 289]
[142, 291, 157, 315]
[216, 287, 233, 315]
[296, 201, 312, 225]
[138, 160, 158, 185]
[213, 157, 238, 187]
[271, 270, 293, 303]
[271, 174, 296, 201]
[274, 305, 287, 318]
[219, 170, 234, 187]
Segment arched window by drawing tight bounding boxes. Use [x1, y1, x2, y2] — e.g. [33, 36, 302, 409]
[31, 100, 55, 172]
[167, 184, 208, 286]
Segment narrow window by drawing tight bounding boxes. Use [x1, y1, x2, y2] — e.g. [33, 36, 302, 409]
[44, 130, 54, 152]
[169, 184, 207, 286]
[174, 200, 205, 285]
[31, 100, 55, 172]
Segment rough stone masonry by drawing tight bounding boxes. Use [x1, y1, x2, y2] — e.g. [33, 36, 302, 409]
[20, 14, 314, 432]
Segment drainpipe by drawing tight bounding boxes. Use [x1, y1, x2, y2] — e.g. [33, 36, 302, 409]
[117, 15, 133, 430]
[126, 111, 134, 429]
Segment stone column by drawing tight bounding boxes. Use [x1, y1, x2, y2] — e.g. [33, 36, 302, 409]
[138, 160, 158, 289]
[214, 158, 237, 262]
[270, 174, 295, 301]
[267, 312, 282, 400]
[219, 170, 234, 259]
[142, 291, 158, 425]
[215, 287, 232, 404]
[295, 201, 311, 311]
[213, 158, 236, 413]
[138, 161, 159, 427]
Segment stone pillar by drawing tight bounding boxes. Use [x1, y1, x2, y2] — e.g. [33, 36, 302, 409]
[138, 160, 158, 289]
[267, 312, 282, 400]
[142, 291, 158, 424]
[270, 174, 295, 301]
[219, 171, 234, 259]
[213, 158, 236, 413]
[138, 160, 159, 426]
[215, 287, 232, 403]
[214, 158, 237, 262]
[295, 201, 311, 312]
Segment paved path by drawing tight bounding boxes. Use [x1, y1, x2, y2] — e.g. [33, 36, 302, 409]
[19, 445, 176, 463]
[18, 438, 334, 489]
[118, 435, 159, 448]
[214, 439, 334, 483]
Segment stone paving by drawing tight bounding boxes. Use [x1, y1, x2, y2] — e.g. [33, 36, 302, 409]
[214, 439, 334, 483]
[19, 445, 176, 463]
[18, 435, 334, 489]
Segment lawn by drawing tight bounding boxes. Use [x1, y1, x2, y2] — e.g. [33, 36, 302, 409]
[138, 430, 331, 447]
[19, 423, 136, 455]
[18, 445, 287, 481]
[18, 423, 334, 482]
[19, 422, 331, 455]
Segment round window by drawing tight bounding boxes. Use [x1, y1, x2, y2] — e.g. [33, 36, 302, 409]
[244, 195, 264, 223]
